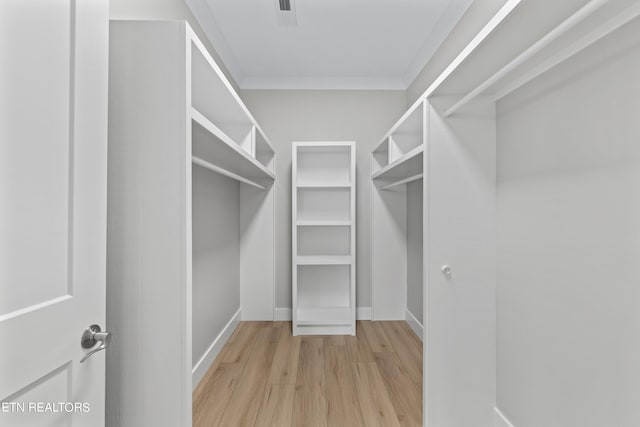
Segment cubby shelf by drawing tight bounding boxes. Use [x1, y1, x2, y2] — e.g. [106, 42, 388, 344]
[372, 145, 423, 182]
[191, 108, 275, 185]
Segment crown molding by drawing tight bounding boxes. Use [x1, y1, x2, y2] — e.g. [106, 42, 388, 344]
[240, 76, 407, 91]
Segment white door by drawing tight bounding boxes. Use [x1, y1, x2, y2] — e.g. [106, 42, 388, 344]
[0, 0, 108, 426]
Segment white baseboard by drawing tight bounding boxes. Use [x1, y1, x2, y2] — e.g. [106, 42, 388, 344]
[274, 307, 292, 320]
[494, 408, 515, 427]
[357, 307, 372, 320]
[192, 308, 241, 390]
[405, 309, 424, 341]
[274, 307, 372, 321]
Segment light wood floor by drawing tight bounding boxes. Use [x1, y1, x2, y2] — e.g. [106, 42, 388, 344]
[193, 321, 423, 427]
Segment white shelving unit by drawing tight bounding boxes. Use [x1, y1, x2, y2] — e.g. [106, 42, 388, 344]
[292, 142, 356, 336]
[107, 21, 276, 427]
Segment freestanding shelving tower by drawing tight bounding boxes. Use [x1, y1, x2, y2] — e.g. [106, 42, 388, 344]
[292, 142, 356, 336]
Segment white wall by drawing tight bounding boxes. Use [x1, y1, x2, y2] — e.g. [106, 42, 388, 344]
[496, 19, 640, 427]
[406, 180, 423, 324]
[192, 167, 240, 366]
[241, 90, 407, 311]
[109, 0, 238, 92]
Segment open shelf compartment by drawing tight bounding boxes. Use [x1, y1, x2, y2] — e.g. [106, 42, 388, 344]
[192, 111, 274, 189]
[296, 265, 352, 326]
[372, 145, 423, 184]
[372, 100, 425, 185]
[189, 36, 276, 187]
[191, 42, 254, 147]
[296, 144, 352, 187]
[297, 225, 351, 256]
[296, 307, 352, 326]
[296, 187, 351, 222]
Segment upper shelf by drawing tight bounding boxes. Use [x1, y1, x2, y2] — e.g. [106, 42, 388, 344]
[372, 145, 423, 182]
[424, 0, 640, 115]
[188, 27, 275, 186]
[373, 0, 640, 158]
[192, 108, 275, 186]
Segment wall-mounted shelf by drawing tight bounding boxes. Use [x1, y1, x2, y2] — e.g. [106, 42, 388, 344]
[411, 0, 640, 117]
[372, 100, 425, 188]
[372, 145, 423, 182]
[191, 108, 274, 187]
[293, 142, 356, 335]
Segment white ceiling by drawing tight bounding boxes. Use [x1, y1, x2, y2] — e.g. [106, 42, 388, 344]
[186, 0, 473, 90]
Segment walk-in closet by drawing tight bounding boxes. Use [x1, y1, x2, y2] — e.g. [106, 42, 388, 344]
[4, 0, 636, 426]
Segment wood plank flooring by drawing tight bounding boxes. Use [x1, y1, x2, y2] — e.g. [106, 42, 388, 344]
[193, 321, 422, 427]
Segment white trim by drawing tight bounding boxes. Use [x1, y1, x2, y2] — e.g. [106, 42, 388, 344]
[356, 307, 372, 320]
[494, 408, 516, 427]
[191, 308, 241, 390]
[275, 307, 292, 321]
[405, 309, 424, 341]
[275, 306, 372, 321]
[240, 76, 406, 91]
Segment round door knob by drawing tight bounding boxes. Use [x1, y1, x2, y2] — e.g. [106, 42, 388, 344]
[441, 265, 452, 277]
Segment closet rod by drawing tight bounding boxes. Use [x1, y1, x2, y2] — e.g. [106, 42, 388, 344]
[443, 0, 607, 117]
[381, 173, 423, 191]
[192, 155, 266, 190]
[493, 1, 640, 101]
